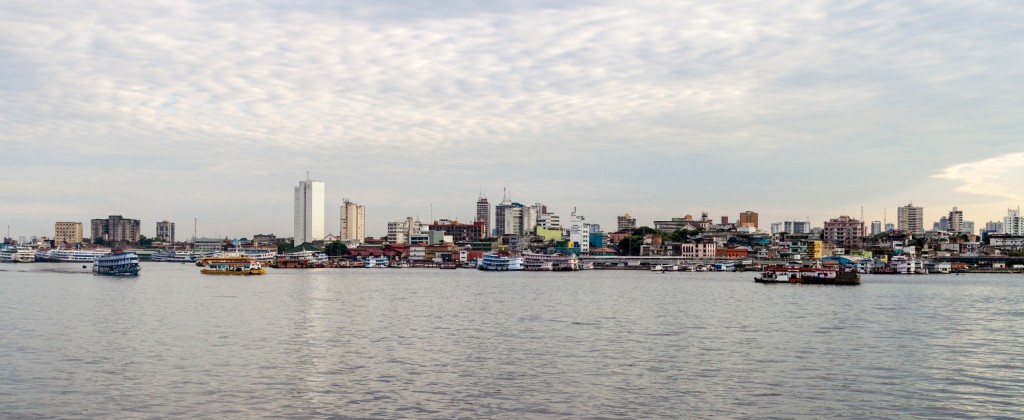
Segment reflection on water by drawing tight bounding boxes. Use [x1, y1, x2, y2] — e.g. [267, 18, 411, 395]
[1, 264, 1022, 418]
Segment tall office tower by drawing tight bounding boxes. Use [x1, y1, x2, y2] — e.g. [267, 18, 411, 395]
[739, 211, 758, 229]
[870, 221, 882, 235]
[948, 207, 964, 233]
[294, 177, 325, 245]
[1003, 208, 1023, 235]
[476, 195, 491, 236]
[340, 199, 365, 242]
[617, 213, 637, 232]
[54, 222, 84, 244]
[897, 203, 924, 235]
[155, 221, 175, 242]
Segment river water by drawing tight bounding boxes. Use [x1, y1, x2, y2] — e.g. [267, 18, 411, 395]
[1, 263, 1021, 418]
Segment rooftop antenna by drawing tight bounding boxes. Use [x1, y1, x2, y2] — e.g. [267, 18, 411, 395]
[193, 218, 197, 244]
[306, 171, 310, 181]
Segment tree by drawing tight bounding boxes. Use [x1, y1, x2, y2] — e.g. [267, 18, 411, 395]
[618, 236, 643, 256]
[325, 241, 349, 257]
[632, 226, 658, 237]
[139, 235, 155, 247]
[276, 241, 293, 254]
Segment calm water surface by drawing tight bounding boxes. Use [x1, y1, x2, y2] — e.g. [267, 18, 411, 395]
[1, 263, 1022, 418]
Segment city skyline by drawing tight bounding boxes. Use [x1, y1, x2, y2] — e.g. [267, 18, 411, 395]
[2, 1, 1023, 238]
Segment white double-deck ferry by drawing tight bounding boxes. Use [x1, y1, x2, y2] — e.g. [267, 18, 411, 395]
[365, 256, 389, 268]
[477, 253, 525, 271]
[522, 252, 580, 271]
[0, 246, 36, 263]
[44, 248, 111, 262]
[93, 252, 141, 276]
[151, 250, 197, 263]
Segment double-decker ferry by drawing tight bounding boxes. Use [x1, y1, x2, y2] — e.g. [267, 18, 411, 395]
[477, 253, 525, 271]
[44, 248, 111, 262]
[93, 252, 141, 276]
[0, 246, 37, 263]
[522, 252, 580, 271]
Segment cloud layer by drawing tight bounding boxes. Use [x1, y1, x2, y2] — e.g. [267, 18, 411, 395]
[2, 0, 1022, 237]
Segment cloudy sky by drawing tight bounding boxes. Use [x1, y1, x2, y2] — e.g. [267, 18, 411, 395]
[2, 0, 1022, 239]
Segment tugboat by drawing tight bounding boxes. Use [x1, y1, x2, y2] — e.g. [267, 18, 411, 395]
[93, 252, 141, 276]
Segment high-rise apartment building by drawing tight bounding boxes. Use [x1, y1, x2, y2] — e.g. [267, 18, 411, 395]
[823, 215, 864, 249]
[90, 215, 141, 245]
[739, 211, 758, 229]
[948, 207, 964, 233]
[1003, 208, 1023, 235]
[340, 199, 365, 243]
[475, 196, 491, 236]
[156, 220, 175, 242]
[294, 178, 325, 245]
[870, 221, 882, 235]
[617, 213, 637, 232]
[54, 222, 83, 244]
[897, 203, 924, 235]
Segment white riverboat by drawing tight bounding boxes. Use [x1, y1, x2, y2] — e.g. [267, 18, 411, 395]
[0, 246, 37, 263]
[93, 252, 141, 276]
[477, 253, 525, 271]
[365, 256, 389, 268]
[44, 248, 111, 262]
[523, 252, 580, 271]
[151, 249, 197, 263]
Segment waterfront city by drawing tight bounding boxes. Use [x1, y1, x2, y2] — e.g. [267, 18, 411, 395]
[5, 176, 1024, 274]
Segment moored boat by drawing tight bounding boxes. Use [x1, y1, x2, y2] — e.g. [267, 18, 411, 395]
[477, 253, 524, 271]
[523, 252, 580, 271]
[0, 246, 37, 263]
[756, 266, 860, 285]
[364, 256, 389, 268]
[93, 252, 141, 276]
[151, 249, 197, 263]
[200, 257, 266, 275]
[44, 248, 111, 262]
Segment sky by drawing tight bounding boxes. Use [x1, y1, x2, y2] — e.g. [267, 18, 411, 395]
[2, 0, 1023, 240]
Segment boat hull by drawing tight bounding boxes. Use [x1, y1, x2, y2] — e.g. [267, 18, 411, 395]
[200, 268, 266, 275]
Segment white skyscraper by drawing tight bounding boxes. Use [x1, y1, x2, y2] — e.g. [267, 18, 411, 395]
[1003, 208, 1023, 235]
[294, 177, 325, 245]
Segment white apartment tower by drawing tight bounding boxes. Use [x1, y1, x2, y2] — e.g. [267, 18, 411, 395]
[294, 177, 325, 245]
[1003, 208, 1023, 235]
[340, 199, 365, 243]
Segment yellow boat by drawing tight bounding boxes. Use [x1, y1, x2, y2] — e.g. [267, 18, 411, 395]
[200, 256, 267, 275]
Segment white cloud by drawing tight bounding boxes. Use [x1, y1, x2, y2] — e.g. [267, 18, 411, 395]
[934, 153, 1024, 201]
